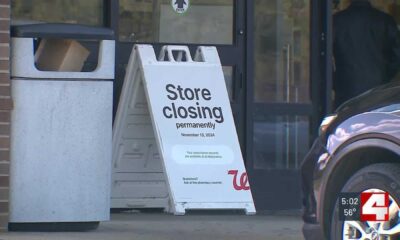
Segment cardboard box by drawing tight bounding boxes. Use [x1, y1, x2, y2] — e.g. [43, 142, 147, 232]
[35, 39, 90, 72]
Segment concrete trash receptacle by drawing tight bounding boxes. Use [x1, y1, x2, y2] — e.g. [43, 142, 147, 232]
[9, 23, 115, 231]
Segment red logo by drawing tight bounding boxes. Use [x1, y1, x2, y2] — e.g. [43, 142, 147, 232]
[360, 192, 389, 221]
[228, 170, 250, 191]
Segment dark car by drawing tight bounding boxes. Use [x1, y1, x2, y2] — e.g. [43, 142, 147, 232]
[302, 81, 400, 240]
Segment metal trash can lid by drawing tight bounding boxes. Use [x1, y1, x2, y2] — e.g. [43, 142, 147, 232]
[11, 23, 115, 40]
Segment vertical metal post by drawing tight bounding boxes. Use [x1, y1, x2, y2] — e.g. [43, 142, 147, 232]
[285, 43, 291, 169]
[153, 0, 161, 42]
[309, 0, 322, 142]
[104, 0, 119, 33]
[324, 0, 333, 114]
[245, 0, 254, 170]
[103, 0, 119, 117]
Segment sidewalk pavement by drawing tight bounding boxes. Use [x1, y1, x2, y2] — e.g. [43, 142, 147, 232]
[1, 212, 304, 240]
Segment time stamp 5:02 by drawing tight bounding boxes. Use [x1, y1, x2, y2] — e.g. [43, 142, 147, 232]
[338, 192, 390, 222]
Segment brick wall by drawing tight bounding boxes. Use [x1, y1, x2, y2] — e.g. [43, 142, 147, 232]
[0, 0, 11, 232]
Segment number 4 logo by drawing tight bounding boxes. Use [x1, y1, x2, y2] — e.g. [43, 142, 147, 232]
[360, 192, 389, 221]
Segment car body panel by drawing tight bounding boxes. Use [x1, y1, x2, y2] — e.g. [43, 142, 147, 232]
[316, 138, 400, 220]
[302, 81, 400, 239]
[326, 112, 400, 154]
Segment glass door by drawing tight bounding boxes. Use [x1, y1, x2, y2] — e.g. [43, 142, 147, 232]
[248, 0, 314, 210]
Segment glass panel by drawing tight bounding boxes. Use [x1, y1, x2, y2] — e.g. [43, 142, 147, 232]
[119, 0, 233, 44]
[11, 0, 103, 26]
[335, 1, 400, 28]
[334, 1, 400, 82]
[222, 66, 234, 102]
[253, 115, 309, 170]
[335, 0, 400, 16]
[254, 0, 310, 103]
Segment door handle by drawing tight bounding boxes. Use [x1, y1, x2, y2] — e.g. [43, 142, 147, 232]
[285, 43, 291, 103]
[283, 43, 291, 168]
[231, 67, 243, 103]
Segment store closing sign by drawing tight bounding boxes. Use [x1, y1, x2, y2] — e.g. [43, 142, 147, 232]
[124, 45, 255, 215]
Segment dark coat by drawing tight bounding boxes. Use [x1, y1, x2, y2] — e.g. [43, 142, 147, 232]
[333, 1, 400, 107]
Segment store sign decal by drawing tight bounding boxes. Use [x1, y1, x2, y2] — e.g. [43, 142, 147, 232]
[228, 170, 250, 191]
[171, 0, 190, 14]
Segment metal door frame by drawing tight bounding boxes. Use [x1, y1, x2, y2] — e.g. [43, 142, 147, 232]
[244, 0, 329, 210]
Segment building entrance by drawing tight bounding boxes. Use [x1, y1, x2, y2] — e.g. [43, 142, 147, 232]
[11, 0, 328, 211]
[246, 0, 315, 210]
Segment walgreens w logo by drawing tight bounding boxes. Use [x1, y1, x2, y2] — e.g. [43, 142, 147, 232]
[228, 170, 250, 191]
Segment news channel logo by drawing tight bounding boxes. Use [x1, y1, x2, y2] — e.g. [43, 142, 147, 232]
[339, 192, 389, 221]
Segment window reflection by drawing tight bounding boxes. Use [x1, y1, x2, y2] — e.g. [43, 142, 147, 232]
[254, 0, 310, 103]
[333, 1, 400, 81]
[119, 0, 233, 44]
[253, 115, 309, 170]
[222, 66, 234, 102]
[335, 0, 400, 20]
[12, 0, 103, 26]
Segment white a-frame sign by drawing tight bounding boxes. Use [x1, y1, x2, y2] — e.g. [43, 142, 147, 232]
[113, 44, 256, 215]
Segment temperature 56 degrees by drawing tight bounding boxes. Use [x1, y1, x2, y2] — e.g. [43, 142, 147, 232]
[344, 208, 357, 216]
